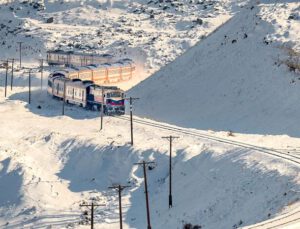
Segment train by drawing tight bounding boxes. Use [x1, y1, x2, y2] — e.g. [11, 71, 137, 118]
[48, 60, 135, 84]
[47, 50, 114, 66]
[47, 72, 125, 115]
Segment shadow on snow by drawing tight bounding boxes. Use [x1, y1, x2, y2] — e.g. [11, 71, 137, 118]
[50, 139, 300, 229]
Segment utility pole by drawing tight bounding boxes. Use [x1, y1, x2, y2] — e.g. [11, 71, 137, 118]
[4, 60, 9, 97]
[80, 202, 105, 229]
[9, 58, 15, 90]
[134, 161, 155, 229]
[108, 184, 130, 229]
[28, 69, 32, 104]
[100, 86, 105, 131]
[162, 135, 179, 208]
[125, 97, 139, 145]
[23, 68, 32, 104]
[39, 59, 44, 90]
[17, 42, 23, 69]
[62, 79, 67, 115]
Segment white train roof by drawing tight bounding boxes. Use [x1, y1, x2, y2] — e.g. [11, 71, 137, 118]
[47, 50, 114, 59]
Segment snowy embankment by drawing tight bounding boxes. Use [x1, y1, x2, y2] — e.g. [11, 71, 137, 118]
[129, 0, 300, 137]
[0, 0, 300, 228]
[0, 71, 300, 228]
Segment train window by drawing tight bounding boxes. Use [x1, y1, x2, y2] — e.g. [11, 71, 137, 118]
[48, 81, 52, 87]
[107, 92, 121, 98]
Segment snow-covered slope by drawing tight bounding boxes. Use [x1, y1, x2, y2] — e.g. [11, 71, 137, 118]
[129, 0, 300, 137]
[1, 0, 300, 228]
[0, 0, 240, 89]
[0, 76, 300, 228]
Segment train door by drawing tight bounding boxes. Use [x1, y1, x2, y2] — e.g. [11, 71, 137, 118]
[82, 89, 84, 102]
[56, 82, 59, 95]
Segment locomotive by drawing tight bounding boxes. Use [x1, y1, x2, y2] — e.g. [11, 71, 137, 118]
[47, 72, 125, 115]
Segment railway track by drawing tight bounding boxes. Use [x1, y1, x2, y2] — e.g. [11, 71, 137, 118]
[112, 115, 300, 166]
[244, 209, 300, 229]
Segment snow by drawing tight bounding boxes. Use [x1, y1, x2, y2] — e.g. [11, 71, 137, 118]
[0, 0, 236, 89]
[0, 71, 300, 228]
[0, 0, 300, 228]
[129, 0, 300, 137]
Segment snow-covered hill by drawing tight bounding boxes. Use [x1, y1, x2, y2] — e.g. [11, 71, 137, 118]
[1, 0, 300, 228]
[0, 0, 240, 89]
[0, 78, 300, 228]
[129, 0, 300, 137]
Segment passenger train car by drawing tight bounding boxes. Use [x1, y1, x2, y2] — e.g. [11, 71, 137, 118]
[47, 50, 114, 66]
[47, 73, 125, 115]
[50, 59, 135, 84]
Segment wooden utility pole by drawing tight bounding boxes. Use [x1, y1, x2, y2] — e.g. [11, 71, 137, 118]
[108, 184, 130, 229]
[162, 136, 179, 208]
[23, 69, 32, 104]
[100, 86, 105, 131]
[27, 69, 32, 104]
[80, 202, 105, 229]
[17, 42, 23, 69]
[4, 60, 9, 97]
[39, 59, 44, 90]
[9, 58, 15, 90]
[134, 161, 155, 229]
[125, 97, 139, 145]
[62, 79, 67, 115]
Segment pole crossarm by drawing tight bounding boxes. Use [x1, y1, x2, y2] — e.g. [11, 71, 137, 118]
[134, 161, 155, 166]
[162, 136, 180, 140]
[80, 204, 105, 207]
[23, 67, 39, 73]
[108, 184, 131, 191]
[80, 202, 106, 229]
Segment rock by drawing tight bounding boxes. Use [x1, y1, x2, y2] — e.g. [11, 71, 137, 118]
[46, 17, 54, 23]
[195, 18, 203, 25]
